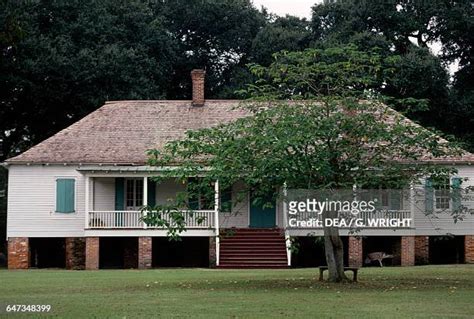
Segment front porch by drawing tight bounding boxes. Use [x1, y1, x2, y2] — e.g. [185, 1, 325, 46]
[77, 167, 419, 269]
[81, 169, 221, 232]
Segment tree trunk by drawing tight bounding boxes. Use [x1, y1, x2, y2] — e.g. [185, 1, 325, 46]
[323, 211, 349, 282]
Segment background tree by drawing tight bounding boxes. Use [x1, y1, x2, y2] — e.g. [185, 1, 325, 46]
[311, 0, 474, 151]
[0, 0, 268, 161]
[217, 13, 311, 98]
[155, 0, 265, 99]
[146, 47, 461, 282]
[0, 0, 174, 159]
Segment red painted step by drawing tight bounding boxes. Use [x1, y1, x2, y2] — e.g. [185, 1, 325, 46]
[217, 228, 288, 269]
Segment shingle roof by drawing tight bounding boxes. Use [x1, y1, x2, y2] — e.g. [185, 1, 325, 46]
[6, 100, 248, 165]
[6, 100, 474, 165]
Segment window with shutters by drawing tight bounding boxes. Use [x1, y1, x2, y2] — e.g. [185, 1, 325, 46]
[56, 178, 75, 213]
[434, 177, 451, 210]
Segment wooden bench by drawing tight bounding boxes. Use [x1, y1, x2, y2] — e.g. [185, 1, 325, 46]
[319, 266, 359, 282]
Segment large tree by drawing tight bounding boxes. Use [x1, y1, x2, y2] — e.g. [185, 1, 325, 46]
[0, 0, 175, 159]
[310, 0, 474, 151]
[0, 0, 268, 160]
[155, 0, 266, 99]
[145, 47, 462, 281]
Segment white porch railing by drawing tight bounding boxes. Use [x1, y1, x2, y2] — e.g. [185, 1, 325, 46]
[87, 210, 215, 229]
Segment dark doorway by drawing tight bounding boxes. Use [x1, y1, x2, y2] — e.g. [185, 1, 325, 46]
[153, 237, 209, 267]
[99, 237, 138, 269]
[363, 236, 400, 266]
[291, 236, 349, 267]
[30, 238, 65, 268]
[429, 236, 465, 264]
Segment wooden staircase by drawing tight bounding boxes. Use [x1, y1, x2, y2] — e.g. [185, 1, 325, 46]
[218, 228, 288, 268]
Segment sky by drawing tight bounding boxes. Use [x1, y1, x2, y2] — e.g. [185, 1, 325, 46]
[252, 0, 320, 19]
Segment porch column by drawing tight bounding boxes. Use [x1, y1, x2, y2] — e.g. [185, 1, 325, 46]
[283, 182, 291, 266]
[138, 237, 152, 269]
[214, 180, 220, 266]
[143, 176, 148, 229]
[84, 175, 91, 229]
[410, 182, 415, 227]
[348, 236, 363, 267]
[85, 237, 99, 270]
[401, 236, 415, 266]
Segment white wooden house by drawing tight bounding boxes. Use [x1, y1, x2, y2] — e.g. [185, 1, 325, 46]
[4, 70, 474, 270]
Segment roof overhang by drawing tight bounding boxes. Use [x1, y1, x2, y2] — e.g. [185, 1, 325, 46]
[76, 165, 210, 175]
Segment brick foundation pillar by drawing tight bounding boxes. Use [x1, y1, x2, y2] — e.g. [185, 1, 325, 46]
[85, 237, 99, 270]
[348, 236, 363, 267]
[8, 237, 29, 269]
[401, 236, 415, 266]
[138, 237, 152, 269]
[209, 236, 216, 268]
[465, 235, 474, 264]
[65, 238, 86, 270]
[415, 236, 429, 265]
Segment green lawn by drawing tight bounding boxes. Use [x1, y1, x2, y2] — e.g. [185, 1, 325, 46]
[0, 265, 473, 318]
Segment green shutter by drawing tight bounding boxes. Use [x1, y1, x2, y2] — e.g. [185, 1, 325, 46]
[221, 187, 232, 212]
[147, 179, 156, 207]
[115, 178, 125, 210]
[56, 179, 75, 213]
[452, 177, 462, 212]
[425, 178, 434, 214]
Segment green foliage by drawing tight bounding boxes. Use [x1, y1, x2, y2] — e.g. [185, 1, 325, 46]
[310, 0, 474, 151]
[146, 47, 462, 237]
[155, 0, 265, 99]
[0, 0, 270, 159]
[251, 15, 311, 66]
[0, 0, 173, 159]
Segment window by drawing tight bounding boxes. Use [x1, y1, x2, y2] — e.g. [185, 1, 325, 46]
[56, 178, 75, 213]
[434, 177, 450, 210]
[125, 178, 143, 209]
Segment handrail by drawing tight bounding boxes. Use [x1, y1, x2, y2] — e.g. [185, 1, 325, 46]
[87, 210, 215, 229]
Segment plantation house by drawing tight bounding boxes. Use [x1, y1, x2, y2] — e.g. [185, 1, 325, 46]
[4, 70, 474, 270]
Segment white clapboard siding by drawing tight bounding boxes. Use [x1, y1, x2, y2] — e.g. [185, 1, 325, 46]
[412, 165, 474, 235]
[219, 181, 250, 228]
[6, 164, 474, 238]
[93, 177, 115, 211]
[7, 165, 85, 237]
[155, 178, 186, 205]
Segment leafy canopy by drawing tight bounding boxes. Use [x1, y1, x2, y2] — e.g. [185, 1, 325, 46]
[145, 46, 462, 236]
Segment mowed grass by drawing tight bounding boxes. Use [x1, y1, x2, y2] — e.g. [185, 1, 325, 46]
[0, 266, 474, 318]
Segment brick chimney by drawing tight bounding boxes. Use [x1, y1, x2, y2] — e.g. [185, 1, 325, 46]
[191, 69, 206, 106]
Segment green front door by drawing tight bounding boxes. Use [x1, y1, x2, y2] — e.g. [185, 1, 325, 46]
[249, 193, 276, 228]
